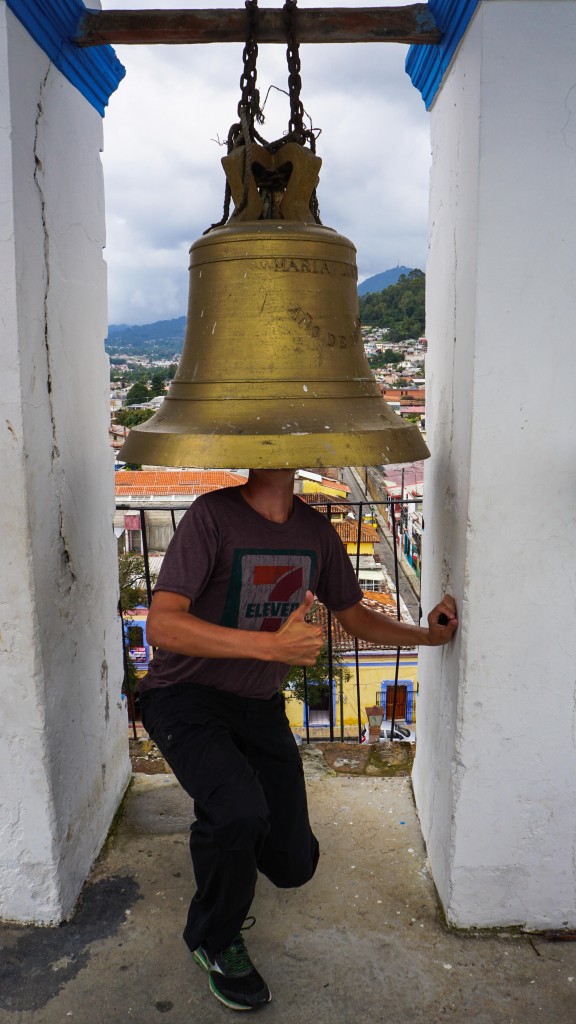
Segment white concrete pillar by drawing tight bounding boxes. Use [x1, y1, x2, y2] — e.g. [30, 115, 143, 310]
[0, 1, 130, 923]
[409, 1, 576, 928]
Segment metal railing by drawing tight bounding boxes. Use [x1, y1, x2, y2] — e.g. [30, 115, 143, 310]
[117, 495, 423, 743]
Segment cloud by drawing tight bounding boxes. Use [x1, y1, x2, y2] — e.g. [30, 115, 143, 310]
[101, 0, 430, 324]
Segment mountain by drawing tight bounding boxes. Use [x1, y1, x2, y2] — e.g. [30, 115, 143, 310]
[357, 266, 416, 297]
[106, 267, 420, 357]
[105, 316, 187, 359]
[358, 268, 425, 339]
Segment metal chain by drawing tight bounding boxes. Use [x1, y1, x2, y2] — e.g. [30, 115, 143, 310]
[281, 0, 321, 220]
[203, 1, 261, 232]
[283, 0, 305, 141]
[237, 0, 264, 138]
[205, 0, 322, 229]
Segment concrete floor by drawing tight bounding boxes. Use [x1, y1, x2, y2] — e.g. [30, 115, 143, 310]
[1, 755, 575, 1024]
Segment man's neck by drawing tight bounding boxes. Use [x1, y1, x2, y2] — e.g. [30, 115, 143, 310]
[241, 469, 297, 524]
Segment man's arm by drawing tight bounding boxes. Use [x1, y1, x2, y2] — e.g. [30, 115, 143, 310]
[333, 594, 458, 648]
[146, 589, 323, 666]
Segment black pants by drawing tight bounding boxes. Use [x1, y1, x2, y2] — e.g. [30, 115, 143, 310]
[140, 682, 319, 954]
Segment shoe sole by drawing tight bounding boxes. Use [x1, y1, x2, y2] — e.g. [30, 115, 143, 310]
[193, 948, 272, 1011]
[208, 974, 271, 1011]
[193, 948, 211, 973]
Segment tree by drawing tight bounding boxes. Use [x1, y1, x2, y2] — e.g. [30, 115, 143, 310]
[126, 381, 151, 406]
[383, 348, 403, 364]
[367, 347, 404, 371]
[115, 407, 153, 428]
[118, 552, 156, 729]
[118, 552, 159, 730]
[284, 641, 351, 707]
[118, 552, 157, 611]
[359, 269, 425, 339]
[150, 369, 167, 397]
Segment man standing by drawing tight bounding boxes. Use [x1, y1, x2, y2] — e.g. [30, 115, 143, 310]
[140, 468, 458, 1011]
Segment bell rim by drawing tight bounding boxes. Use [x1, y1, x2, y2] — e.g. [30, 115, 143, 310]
[118, 424, 430, 470]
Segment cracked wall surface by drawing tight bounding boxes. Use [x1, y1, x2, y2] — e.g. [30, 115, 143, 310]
[413, 1, 576, 929]
[0, 7, 130, 924]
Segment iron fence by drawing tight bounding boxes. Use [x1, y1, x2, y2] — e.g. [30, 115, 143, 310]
[117, 494, 423, 744]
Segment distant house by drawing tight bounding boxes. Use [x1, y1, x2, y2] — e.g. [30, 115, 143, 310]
[123, 606, 152, 672]
[297, 493, 352, 522]
[332, 519, 379, 555]
[380, 463, 425, 578]
[115, 469, 247, 554]
[330, 519, 386, 592]
[295, 469, 351, 500]
[381, 387, 425, 405]
[109, 422, 129, 456]
[283, 592, 418, 734]
[399, 405, 426, 430]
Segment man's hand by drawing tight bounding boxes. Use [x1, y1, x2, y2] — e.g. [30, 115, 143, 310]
[334, 593, 458, 649]
[147, 589, 323, 664]
[275, 591, 323, 665]
[427, 594, 458, 646]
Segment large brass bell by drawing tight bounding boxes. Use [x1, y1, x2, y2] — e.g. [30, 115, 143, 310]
[119, 143, 429, 469]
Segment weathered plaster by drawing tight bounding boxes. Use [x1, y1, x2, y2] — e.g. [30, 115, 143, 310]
[0, 6, 130, 923]
[414, 1, 576, 928]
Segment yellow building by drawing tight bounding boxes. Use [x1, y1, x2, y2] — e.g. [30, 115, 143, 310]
[283, 647, 418, 737]
[298, 470, 350, 501]
[283, 595, 418, 738]
[331, 519, 380, 555]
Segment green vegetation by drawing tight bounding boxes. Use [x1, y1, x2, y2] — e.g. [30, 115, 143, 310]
[111, 362, 177, 392]
[359, 268, 425, 341]
[368, 347, 404, 371]
[285, 641, 350, 707]
[106, 316, 186, 360]
[118, 552, 158, 707]
[115, 407, 153, 428]
[125, 381, 151, 405]
[118, 552, 153, 611]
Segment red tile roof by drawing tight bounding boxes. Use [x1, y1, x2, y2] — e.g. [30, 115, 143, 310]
[316, 592, 412, 652]
[115, 470, 246, 496]
[332, 520, 379, 545]
[298, 494, 351, 516]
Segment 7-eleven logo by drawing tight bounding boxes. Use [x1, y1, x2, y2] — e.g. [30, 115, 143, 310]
[235, 553, 313, 632]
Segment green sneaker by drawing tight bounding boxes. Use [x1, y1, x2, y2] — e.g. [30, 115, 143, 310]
[194, 933, 271, 1011]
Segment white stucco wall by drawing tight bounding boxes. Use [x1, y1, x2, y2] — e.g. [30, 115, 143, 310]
[0, 5, 130, 924]
[415, 1, 576, 928]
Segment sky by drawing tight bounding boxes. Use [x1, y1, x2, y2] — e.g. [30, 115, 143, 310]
[100, 0, 431, 326]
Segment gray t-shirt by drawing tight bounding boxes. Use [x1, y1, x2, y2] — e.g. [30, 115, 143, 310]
[140, 486, 363, 698]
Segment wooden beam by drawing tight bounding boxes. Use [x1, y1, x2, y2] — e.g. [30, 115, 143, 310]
[76, 6, 441, 47]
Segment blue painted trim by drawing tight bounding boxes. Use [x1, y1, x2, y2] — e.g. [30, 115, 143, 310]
[380, 679, 415, 723]
[406, 0, 480, 109]
[6, 0, 125, 115]
[406, 682, 415, 724]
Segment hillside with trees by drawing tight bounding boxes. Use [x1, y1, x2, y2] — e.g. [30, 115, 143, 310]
[106, 268, 425, 358]
[359, 269, 425, 341]
[106, 317, 186, 359]
[357, 265, 415, 296]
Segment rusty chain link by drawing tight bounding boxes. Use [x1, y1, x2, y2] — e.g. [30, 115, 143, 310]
[237, 0, 265, 137]
[205, 0, 321, 230]
[283, 0, 306, 142]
